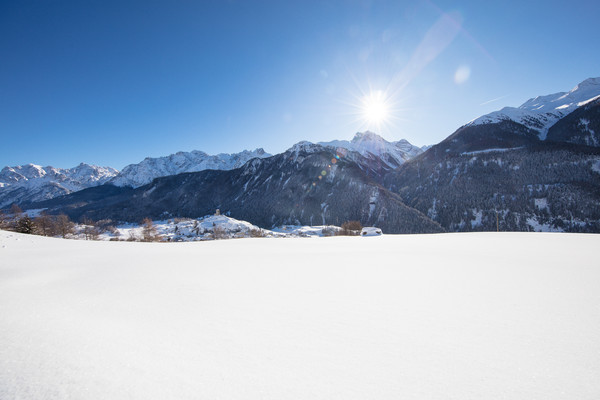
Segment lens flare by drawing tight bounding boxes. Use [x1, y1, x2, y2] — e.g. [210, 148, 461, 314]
[454, 65, 471, 84]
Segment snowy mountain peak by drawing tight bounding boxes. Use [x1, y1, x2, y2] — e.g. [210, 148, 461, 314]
[248, 148, 267, 156]
[287, 132, 421, 168]
[572, 77, 600, 91]
[287, 141, 325, 156]
[0, 163, 119, 208]
[469, 77, 600, 139]
[110, 148, 272, 188]
[351, 131, 385, 143]
[324, 132, 422, 163]
[1, 164, 47, 182]
[0, 163, 117, 186]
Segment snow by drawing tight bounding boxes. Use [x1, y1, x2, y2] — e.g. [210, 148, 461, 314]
[534, 198, 549, 210]
[271, 224, 340, 237]
[99, 215, 273, 241]
[461, 147, 523, 156]
[110, 149, 271, 188]
[1, 231, 599, 399]
[526, 216, 556, 232]
[286, 132, 423, 169]
[317, 131, 423, 167]
[0, 163, 118, 186]
[470, 209, 483, 228]
[578, 94, 600, 107]
[468, 77, 600, 139]
[360, 227, 382, 236]
[0, 163, 119, 208]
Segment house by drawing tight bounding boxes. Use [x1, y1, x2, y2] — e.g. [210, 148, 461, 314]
[361, 227, 382, 236]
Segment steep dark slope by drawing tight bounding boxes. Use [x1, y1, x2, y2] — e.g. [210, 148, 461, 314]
[546, 97, 600, 147]
[385, 122, 600, 232]
[429, 120, 541, 155]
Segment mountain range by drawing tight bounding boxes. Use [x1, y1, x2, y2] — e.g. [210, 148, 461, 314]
[110, 148, 272, 188]
[0, 163, 118, 209]
[3, 77, 600, 233]
[468, 77, 600, 140]
[0, 133, 424, 210]
[384, 78, 600, 232]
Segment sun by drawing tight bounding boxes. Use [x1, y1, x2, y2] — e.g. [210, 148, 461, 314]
[345, 85, 400, 133]
[361, 90, 390, 126]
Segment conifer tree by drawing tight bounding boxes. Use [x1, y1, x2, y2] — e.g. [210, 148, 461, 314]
[15, 215, 35, 234]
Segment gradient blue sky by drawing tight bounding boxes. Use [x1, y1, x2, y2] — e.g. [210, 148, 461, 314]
[1, 0, 599, 169]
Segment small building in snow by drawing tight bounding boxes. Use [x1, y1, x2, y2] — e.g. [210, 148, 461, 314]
[361, 227, 382, 236]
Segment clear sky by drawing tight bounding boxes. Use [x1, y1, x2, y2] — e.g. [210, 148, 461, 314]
[1, 0, 599, 170]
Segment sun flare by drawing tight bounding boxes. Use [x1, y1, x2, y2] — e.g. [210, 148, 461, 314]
[361, 90, 390, 126]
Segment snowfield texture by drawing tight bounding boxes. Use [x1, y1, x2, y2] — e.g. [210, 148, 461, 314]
[110, 148, 272, 188]
[1, 231, 599, 400]
[468, 77, 600, 139]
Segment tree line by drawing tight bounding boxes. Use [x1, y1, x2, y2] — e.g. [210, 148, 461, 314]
[1, 204, 76, 238]
[0, 204, 164, 242]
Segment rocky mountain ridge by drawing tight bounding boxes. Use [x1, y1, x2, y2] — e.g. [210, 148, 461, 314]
[468, 77, 600, 140]
[1, 133, 424, 208]
[110, 148, 272, 188]
[0, 163, 118, 208]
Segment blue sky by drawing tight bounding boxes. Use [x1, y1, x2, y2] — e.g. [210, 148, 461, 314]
[1, 0, 599, 170]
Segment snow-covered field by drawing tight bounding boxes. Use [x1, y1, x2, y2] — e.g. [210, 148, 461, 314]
[1, 231, 599, 399]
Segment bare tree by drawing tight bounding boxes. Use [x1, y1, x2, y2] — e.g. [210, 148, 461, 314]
[96, 219, 116, 234]
[10, 204, 23, 216]
[212, 224, 227, 240]
[321, 226, 336, 236]
[127, 230, 139, 241]
[141, 217, 161, 242]
[337, 220, 362, 236]
[34, 212, 57, 237]
[81, 217, 101, 240]
[0, 210, 7, 230]
[249, 228, 266, 238]
[55, 214, 75, 238]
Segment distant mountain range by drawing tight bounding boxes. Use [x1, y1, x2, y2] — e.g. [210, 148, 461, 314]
[110, 148, 272, 188]
[4, 77, 600, 233]
[0, 163, 118, 209]
[0, 133, 423, 209]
